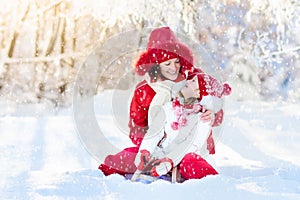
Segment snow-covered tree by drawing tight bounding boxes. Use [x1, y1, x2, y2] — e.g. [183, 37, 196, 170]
[232, 0, 300, 101]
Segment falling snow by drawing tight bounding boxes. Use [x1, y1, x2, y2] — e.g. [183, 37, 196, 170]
[0, 0, 300, 199]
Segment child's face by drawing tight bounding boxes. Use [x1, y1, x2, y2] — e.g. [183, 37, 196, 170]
[180, 76, 200, 99]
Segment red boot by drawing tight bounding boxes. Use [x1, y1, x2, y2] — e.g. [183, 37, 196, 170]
[179, 153, 218, 180]
[151, 158, 174, 177]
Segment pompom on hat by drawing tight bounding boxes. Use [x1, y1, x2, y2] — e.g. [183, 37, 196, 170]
[134, 27, 195, 76]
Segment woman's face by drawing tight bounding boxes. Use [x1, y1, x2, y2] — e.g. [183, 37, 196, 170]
[159, 58, 181, 80]
[180, 76, 200, 99]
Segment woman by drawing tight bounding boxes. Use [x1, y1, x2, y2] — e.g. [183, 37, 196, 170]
[99, 27, 224, 178]
[133, 72, 231, 180]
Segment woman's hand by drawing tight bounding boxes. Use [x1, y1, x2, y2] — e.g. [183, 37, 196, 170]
[200, 107, 215, 124]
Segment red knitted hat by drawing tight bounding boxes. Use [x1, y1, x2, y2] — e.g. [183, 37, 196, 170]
[134, 27, 194, 76]
[187, 72, 232, 100]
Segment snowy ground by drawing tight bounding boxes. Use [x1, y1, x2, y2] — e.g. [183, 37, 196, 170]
[1, 90, 300, 200]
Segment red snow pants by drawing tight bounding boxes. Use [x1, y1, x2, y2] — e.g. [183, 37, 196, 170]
[98, 147, 218, 180]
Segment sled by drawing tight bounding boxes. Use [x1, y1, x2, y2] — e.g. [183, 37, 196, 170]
[128, 166, 182, 184]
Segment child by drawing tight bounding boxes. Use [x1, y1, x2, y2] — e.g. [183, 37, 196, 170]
[133, 72, 231, 181]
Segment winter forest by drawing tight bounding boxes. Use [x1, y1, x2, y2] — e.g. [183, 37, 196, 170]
[1, 0, 299, 106]
[1, 0, 300, 199]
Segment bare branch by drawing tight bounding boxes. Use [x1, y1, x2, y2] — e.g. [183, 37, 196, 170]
[35, 0, 64, 15]
[7, 3, 31, 57]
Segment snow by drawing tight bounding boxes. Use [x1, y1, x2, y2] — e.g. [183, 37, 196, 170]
[0, 0, 299, 198]
[1, 90, 300, 200]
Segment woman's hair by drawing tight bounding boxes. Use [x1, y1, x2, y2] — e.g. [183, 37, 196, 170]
[148, 65, 163, 81]
[148, 63, 182, 82]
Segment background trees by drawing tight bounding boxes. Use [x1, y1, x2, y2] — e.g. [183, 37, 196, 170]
[0, 0, 299, 106]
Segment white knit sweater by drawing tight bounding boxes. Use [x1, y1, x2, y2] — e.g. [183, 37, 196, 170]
[137, 101, 213, 167]
[135, 77, 224, 167]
